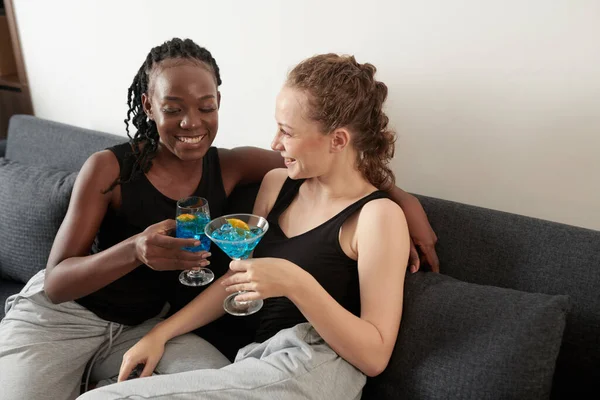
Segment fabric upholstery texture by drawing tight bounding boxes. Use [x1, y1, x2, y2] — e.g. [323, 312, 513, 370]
[0, 159, 77, 283]
[415, 194, 600, 397]
[6, 115, 124, 172]
[363, 272, 569, 400]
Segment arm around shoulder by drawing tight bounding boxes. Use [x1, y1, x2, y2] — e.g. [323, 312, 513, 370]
[387, 186, 439, 272]
[219, 147, 284, 193]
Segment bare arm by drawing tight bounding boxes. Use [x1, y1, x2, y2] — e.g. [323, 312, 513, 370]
[44, 151, 138, 303]
[219, 147, 284, 194]
[148, 274, 229, 341]
[45, 151, 209, 303]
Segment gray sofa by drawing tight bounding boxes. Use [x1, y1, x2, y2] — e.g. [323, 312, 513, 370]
[0, 115, 598, 399]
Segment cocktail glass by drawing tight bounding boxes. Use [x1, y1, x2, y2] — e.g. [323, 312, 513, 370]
[204, 213, 269, 316]
[176, 196, 214, 286]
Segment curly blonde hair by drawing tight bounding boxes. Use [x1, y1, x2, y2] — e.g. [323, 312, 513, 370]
[286, 53, 396, 190]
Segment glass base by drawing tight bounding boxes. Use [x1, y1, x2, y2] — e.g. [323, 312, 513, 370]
[223, 292, 263, 316]
[179, 268, 214, 287]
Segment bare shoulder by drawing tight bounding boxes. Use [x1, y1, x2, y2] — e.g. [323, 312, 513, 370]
[358, 197, 407, 232]
[262, 168, 289, 188]
[253, 168, 289, 217]
[73, 150, 120, 198]
[83, 149, 118, 169]
[217, 147, 232, 160]
[355, 197, 410, 273]
[80, 150, 119, 182]
[261, 168, 289, 201]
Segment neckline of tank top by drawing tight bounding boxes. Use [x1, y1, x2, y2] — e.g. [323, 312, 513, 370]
[138, 157, 208, 204]
[275, 188, 387, 241]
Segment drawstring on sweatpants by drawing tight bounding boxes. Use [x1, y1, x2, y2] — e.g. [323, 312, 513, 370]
[84, 322, 124, 392]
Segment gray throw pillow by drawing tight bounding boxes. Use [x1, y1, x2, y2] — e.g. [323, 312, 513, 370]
[362, 272, 569, 400]
[0, 158, 77, 283]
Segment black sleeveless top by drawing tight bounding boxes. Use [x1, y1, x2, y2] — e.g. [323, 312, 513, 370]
[251, 178, 388, 343]
[75, 143, 229, 326]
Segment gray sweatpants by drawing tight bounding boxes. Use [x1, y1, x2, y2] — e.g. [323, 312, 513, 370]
[0, 270, 230, 400]
[78, 322, 366, 400]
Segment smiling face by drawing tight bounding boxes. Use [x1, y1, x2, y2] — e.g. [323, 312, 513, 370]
[272, 86, 334, 179]
[142, 58, 220, 161]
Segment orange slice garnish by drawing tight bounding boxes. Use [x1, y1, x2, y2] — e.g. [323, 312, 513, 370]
[227, 218, 250, 230]
[177, 213, 197, 222]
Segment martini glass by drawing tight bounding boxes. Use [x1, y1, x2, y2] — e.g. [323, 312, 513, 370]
[204, 213, 269, 316]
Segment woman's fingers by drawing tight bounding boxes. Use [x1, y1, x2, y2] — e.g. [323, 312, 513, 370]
[118, 358, 141, 382]
[420, 244, 440, 272]
[222, 272, 250, 287]
[146, 257, 210, 272]
[235, 291, 261, 302]
[151, 234, 201, 249]
[224, 283, 255, 293]
[408, 239, 420, 273]
[139, 358, 159, 378]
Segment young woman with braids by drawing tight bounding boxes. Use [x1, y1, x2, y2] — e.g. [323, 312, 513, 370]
[0, 39, 436, 400]
[81, 53, 411, 400]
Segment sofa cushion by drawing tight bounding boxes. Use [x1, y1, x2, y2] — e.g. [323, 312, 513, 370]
[362, 272, 569, 400]
[415, 194, 600, 397]
[6, 115, 124, 172]
[0, 158, 76, 283]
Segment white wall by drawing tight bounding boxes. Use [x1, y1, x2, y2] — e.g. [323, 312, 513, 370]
[13, 0, 600, 230]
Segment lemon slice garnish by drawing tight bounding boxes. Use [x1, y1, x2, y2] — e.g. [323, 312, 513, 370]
[177, 213, 197, 222]
[227, 218, 250, 230]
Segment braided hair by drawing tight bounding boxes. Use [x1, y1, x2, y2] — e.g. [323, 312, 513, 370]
[105, 38, 221, 192]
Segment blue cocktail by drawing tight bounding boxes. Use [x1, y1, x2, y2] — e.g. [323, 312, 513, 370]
[177, 214, 211, 252]
[205, 214, 269, 316]
[176, 196, 214, 286]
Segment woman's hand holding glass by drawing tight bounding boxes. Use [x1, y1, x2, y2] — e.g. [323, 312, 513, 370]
[134, 220, 211, 272]
[221, 257, 307, 303]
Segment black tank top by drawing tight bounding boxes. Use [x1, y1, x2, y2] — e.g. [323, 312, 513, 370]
[251, 178, 388, 343]
[75, 143, 229, 325]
